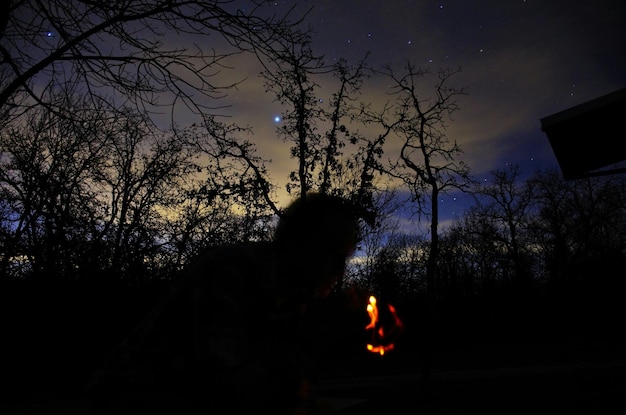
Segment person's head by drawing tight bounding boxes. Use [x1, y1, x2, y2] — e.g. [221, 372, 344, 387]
[273, 192, 360, 298]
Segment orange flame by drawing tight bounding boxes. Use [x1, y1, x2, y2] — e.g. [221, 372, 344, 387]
[365, 295, 404, 355]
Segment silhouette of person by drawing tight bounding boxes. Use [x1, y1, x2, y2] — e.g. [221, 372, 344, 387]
[88, 192, 360, 414]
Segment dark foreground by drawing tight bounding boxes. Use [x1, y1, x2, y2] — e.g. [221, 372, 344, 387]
[2, 281, 624, 414]
[4, 351, 623, 414]
[323, 360, 625, 414]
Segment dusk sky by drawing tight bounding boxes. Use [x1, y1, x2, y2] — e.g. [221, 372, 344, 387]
[200, 0, 626, 225]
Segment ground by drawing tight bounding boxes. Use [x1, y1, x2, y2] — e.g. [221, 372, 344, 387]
[3, 339, 623, 414]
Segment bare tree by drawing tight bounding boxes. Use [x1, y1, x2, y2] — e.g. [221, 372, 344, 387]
[0, 87, 279, 282]
[164, 120, 280, 269]
[260, 36, 325, 199]
[474, 164, 537, 300]
[374, 63, 471, 381]
[317, 57, 369, 195]
[261, 39, 395, 239]
[0, 90, 119, 280]
[530, 169, 626, 291]
[93, 109, 205, 281]
[442, 205, 507, 295]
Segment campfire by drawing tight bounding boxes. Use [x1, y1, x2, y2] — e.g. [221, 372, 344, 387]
[365, 295, 404, 355]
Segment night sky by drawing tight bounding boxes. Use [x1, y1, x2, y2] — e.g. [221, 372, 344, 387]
[5, 1, 626, 225]
[203, 0, 626, 226]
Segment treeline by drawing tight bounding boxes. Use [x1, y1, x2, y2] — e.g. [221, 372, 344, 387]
[347, 166, 626, 370]
[0, 96, 278, 286]
[353, 165, 626, 305]
[2, 100, 625, 303]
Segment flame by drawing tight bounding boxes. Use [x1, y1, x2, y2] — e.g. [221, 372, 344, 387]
[365, 295, 404, 355]
[365, 295, 378, 330]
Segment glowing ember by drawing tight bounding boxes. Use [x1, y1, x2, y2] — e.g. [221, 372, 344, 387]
[365, 295, 404, 355]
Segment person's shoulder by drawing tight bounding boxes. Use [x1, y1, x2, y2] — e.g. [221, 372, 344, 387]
[182, 241, 274, 276]
[200, 240, 272, 260]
